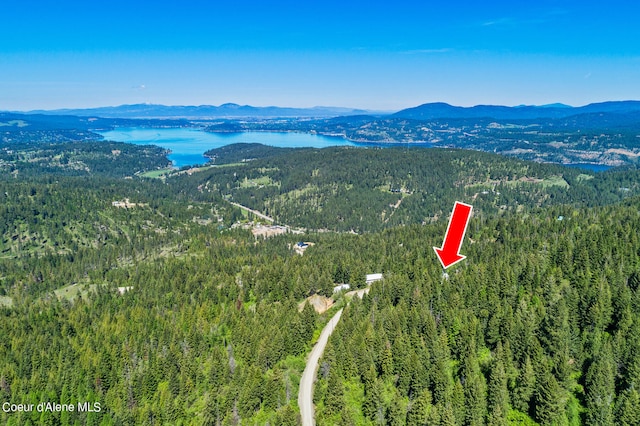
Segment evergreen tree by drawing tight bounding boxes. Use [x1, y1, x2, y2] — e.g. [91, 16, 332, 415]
[385, 393, 406, 426]
[615, 388, 640, 426]
[512, 355, 535, 415]
[534, 365, 567, 426]
[406, 389, 433, 426]
[439, 404, 456, 426]
[461, 338, 487, 426]
[202, 394, 220, 426]
[324, 367, 345, 416]
[487, 359, 509, 426]
[363, 378, 384, 422]
[380, 343, 395, 380]
[585, 339, 615, 426]
[274, 404, 299, 426]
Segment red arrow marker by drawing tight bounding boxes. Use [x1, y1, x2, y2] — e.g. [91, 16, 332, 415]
[433, 202, 473, 269]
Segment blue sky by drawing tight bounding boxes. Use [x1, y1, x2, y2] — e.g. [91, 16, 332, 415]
[2, 0, 639, 110]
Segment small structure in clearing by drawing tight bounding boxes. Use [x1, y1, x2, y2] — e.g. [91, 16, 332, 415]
[112, 198, 145, 209]
[333, 284, 350, 293]
[366, 273, 383, 284]
[294, 241, 314, 255]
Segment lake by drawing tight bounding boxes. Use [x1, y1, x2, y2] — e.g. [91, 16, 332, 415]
[98, 128, 355, 167]
[98, 127, 618, 172]
[565, 163, 613, 172]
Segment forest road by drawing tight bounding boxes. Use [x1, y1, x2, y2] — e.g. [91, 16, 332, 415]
[298, 286, 370, 425]
[299, 308, 343, 426]
[345, 287, 370, 298]
[229, 202, 275, 223]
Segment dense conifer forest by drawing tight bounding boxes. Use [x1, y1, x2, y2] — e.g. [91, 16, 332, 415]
[1, 140, 640, 424]
[199, 144, 640, 232]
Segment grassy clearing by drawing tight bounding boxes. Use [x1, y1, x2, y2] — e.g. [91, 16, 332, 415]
[502, 175, 569, 188]
[279, 184, 318, 201]
[166, 163, 246, 178]
[541, 175, 570, 188]
[0, 296, 13, 307]
[239, 175, 277, 188]
[54, 283, 97, 301]
[139, 168, 173, 179]
[213, 162, 247, 168]
[576, 173, 594, 182]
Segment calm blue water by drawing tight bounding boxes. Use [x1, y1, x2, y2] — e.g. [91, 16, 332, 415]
[565, 163, 613, 172]
[98, 127, 619, 172]
[98, 128, 355, 167]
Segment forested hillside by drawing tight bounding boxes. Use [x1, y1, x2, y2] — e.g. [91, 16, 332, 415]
[196, 144, 640, 232]
[0, 141, 171, 178]
[0, 172, 328, 425]
[315, 202, 640, 425]
[1, 142, 640, 425]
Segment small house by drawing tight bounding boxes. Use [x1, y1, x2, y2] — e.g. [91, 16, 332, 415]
[366, 273, 383, 284]
[333, 284, 351, 293]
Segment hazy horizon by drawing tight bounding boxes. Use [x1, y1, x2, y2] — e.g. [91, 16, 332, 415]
[2, 0, 639, 111]
[10, 100, 640, 115]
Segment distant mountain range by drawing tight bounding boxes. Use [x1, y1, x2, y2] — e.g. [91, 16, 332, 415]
[5, 100, 640, 167]
[392, 100, 640, 120]
[16, 100, 640, 121]
[25, 103, 375, 119]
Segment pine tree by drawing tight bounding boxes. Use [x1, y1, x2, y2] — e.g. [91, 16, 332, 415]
[585, 339, 615, 426]
[406, 389, 433, 426]
[452, 379, 465, 425]
[461, 338, 487, 426]
[263, 371, 285, 411]
[615, 388, 640, 426]
[512, 355, 535, 415]
[487, 359, 509, 426]
[363, 378, 383, 422]
[324, 367, 344, 416]
[409, 352, 429, 397]
[202, 394, 219, 426]
[339, 404, 354, 426]
[237, 366, 263, 418]
[301, 301, 317, 338]
[274, 404, 299, 426]
[534, 366, 567, 426]
[380, 342, 394, 380]
[616, 344, 640, 425]
[386, 393, 406, 426]
[431, 330, 453, 405]
[439, 403, 456, 426]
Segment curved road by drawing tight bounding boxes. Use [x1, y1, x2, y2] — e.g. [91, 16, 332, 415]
[298, 287, 370, 425]
[299, 308, 343, 426]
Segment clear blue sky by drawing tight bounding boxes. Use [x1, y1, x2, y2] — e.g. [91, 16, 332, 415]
[2, 0, 639, 111]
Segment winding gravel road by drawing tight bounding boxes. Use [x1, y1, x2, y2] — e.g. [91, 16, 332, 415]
[298, 286, 370, 425]
[298, 308, 343, 426]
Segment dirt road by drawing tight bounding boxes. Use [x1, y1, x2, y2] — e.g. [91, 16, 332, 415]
[229, 201, 275, 223]
[298, 308, 343, 426]
[298, 285, 370, 425]
[345, 287, 370, 298]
